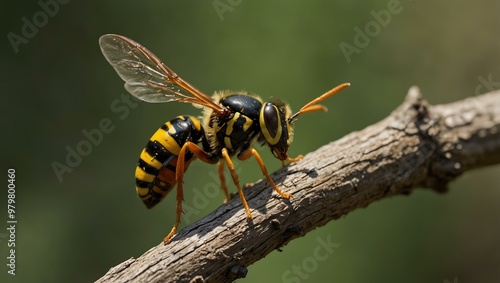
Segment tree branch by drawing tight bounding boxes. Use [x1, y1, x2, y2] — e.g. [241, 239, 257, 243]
[96, 87, 500, 283]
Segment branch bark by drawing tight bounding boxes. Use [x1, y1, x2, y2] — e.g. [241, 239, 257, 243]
[96, 87, 500, 283]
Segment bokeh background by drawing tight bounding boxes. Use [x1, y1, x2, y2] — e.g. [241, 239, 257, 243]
[1, 1, 500, 282]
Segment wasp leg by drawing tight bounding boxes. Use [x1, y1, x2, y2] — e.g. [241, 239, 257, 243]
[218, 160, 231, 203]
[163, 141, 218, 243]
[221, 148, 252, 219]
[286, 155, 304, 163]
[280, 155, 304, 167]
[238, 148, 292, 199]
[163, 164, 184, 243]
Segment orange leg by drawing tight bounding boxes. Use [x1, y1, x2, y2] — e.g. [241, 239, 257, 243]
[163, 142, 218, 243]
[281, 154, 304, 167]
[218, 160, 231, 203]
[286, 155, 304, 163]
[221, 148, 252, 219]
[238, 148, 292, 199]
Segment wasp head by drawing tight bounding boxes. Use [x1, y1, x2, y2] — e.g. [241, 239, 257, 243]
[258, 83, 350, 161]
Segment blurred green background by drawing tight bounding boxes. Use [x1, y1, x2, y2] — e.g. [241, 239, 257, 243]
[1, 1, 500, 282]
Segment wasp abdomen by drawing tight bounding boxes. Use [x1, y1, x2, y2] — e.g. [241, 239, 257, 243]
[135, 115, 206, 209]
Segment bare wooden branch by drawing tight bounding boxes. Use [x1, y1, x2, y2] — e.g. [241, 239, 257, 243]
[96, 87, 500, 283]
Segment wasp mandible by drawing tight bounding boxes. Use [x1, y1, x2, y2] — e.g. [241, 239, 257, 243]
[99, 34, 350, 242]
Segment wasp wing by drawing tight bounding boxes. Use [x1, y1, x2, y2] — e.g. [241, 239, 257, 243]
[99, 34, 225, 114]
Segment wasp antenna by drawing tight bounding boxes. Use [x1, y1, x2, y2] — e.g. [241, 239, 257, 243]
[289, 82, 350, 122]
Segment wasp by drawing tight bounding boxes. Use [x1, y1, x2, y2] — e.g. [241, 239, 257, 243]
[99, 34, 350, 243]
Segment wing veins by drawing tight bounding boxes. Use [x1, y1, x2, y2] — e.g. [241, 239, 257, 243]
[99, 34, 227, 114]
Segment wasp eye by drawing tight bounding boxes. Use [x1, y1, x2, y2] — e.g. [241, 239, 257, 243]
[260, 102, 283, 145]
[264, 104, 278, 136]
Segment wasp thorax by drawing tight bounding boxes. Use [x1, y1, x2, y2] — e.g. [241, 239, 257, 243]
[259, 99, 292, 160]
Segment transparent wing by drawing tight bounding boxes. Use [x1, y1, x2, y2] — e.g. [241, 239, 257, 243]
[99, 34, 226, 114]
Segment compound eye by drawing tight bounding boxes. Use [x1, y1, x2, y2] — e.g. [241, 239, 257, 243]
[260, 102, 282, 145]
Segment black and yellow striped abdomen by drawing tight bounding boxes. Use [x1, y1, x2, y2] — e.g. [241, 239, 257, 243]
[135, 115, 207, 208]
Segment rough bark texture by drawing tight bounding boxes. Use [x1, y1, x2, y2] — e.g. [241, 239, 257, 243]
[96, 87, 500, 283]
